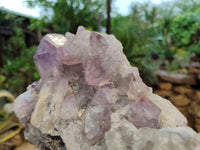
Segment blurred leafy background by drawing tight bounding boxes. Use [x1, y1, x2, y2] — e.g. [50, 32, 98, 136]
[0, 0, 200, 95]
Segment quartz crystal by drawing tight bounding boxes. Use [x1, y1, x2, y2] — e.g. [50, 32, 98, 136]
[14, 27, 200, 150]
[126, 96, 161, 128]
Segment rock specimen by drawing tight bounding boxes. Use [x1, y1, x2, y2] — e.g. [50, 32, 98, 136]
[14, 27, 200, 150]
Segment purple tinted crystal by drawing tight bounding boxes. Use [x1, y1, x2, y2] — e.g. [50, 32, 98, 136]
[56, 29, 90, 65]
[13, 87, 37, 125]
[34, 34, 65, 78]
[84, 105, 111, 142]
[59, 94, 79, 120]
[34, 53, 63, 78]
[126, 96, 161, 128]
[91, 83, 118, 106]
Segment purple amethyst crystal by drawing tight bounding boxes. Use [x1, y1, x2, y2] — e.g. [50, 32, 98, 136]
[126, 96, 161, 128]
[13, 81, 41, 126]
[84, 105, 111, 143]
[13, 27, 199, 150]
[34, 34, 65, 78]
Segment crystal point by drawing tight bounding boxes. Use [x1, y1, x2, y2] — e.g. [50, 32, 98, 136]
[126, 96, 161, 128]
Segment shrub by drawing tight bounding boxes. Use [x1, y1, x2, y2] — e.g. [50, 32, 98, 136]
[170, 9, 200, 47]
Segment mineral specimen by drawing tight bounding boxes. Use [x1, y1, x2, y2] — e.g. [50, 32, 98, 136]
[14, 27, 200, 150]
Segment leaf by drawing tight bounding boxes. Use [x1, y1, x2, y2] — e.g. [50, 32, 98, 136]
[0, 120, 22, 143]
[0, 90, 15, 102]
[0, 75, 6, 84]
[0, 90, 23, 143]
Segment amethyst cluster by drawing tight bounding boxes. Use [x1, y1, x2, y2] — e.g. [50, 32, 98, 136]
[14, 27, 200, 150]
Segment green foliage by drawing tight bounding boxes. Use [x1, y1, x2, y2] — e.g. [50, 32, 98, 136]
[111, 2, 159, 67]
[170, 10, 200, 47]
[0, 10, 39, 94]
[187, 43, 200, 53]
[0, 9, 24, 29]
[28, 17, 50, 33]
[142, 56, 163, 85]
[0, 75, 6, 85]
[0, 9, 27, 61]
[172, 0, 200, 13]
[4, 28, 26, 60]
[111, 2, 171, 69]
[26, 0, 105, 34]
[111, 15, 146, 68]
[111, 0, 200, 85]
[166, 52, 193, 74]
[1, 46, 39, 94]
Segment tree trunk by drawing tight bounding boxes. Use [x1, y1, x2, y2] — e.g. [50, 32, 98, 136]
[106, 0, 111, 34]
[0, 37, 4, 68]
